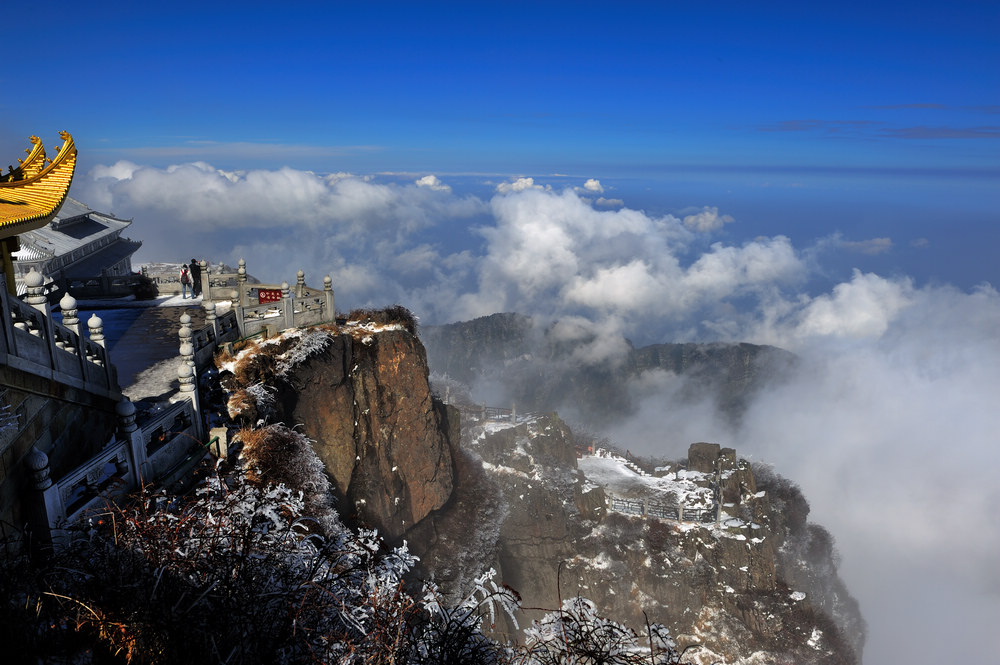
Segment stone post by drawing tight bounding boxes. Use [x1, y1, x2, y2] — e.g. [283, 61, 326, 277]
[323, 275, 335, 321]
[204, 300, 218, 342]
[23, 268, 48, 315]
[26, 447, 52, 491]
[281, 281, 293, 330]
[88, 314, 105, 348]
[175, 362, 204, 442]
[209, 426, 229, 459]
[200, 260, 211, 302]
[86, 314, 107, 375]
[26, 447, 63, 547]
[179, 312, 195, 373]
[237, 258, 247, 307]
[512, 403, 517, 423]
[59, 292, 79, 335]
[116, 397, 149, 487]
[296, 270, 305, 298]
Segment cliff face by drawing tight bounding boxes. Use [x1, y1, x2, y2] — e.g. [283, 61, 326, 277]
[451, 417, 864, 664]
[220, 320, 862, 663]
[222, 325, 453, 541]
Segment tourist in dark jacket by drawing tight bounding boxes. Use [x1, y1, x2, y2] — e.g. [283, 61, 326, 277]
[189, 258, 202, 297]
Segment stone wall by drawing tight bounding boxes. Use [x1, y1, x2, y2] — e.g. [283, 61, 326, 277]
[0, 364, 118, 531]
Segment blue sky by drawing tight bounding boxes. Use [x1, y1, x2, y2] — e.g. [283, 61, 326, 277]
[4, 2, 997, 173]
[3, 1, 997, 292]
[4, 4, 1000, 663]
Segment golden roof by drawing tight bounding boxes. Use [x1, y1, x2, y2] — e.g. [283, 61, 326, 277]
[0, 131, 77, 240]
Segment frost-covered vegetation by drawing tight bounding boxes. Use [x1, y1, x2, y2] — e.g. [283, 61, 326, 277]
[346, 304, 419, 335]
[0, 420, 685, 664]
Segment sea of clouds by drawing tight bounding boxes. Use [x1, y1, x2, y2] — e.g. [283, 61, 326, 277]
[77, 163, 999, 664]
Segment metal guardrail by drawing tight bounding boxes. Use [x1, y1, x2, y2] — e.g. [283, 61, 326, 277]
[606, 492, 717, 524]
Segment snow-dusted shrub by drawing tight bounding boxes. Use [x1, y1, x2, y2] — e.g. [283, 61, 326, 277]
[415, 570, 520, 664]
[238, 423, 338, 533]
[413, 448, 509, 604]
[274, 328, 332, 376]
[226, 380, 278, 422]
[0, 452, 528, 664]
[521, 596, 679, 665]
[346, 305, 418, 335]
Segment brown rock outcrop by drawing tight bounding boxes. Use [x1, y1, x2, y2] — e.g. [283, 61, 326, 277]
[234, 327, 454, 541]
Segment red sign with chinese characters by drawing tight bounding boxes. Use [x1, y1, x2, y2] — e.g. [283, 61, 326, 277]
[258, 289, 282, 303]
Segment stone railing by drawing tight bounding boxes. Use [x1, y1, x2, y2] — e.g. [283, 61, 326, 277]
[606, 492, 718, 524]
[175, 302, 241, 371]
[1, 270, 118, 400]
[31, 369, 209, 546]
[54, 272, 149, 300]
[8, 266, 247, 548]
[227, 261, 335, 338]
[482, 405, 516, 422]
[142, 259, 336, 339]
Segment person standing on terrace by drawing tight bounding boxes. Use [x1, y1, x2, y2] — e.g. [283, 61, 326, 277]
[189, 258, 202, 297]
[180, 264, 191, 298]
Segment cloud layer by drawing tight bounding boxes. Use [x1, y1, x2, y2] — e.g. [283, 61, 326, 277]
[75, 162, 999, 664]
[79, 163, 808, 342]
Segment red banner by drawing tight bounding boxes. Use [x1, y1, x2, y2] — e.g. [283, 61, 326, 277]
[258, 288, 282, 303]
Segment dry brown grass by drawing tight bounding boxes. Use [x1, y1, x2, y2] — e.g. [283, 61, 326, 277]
[345, 305, 418, 335]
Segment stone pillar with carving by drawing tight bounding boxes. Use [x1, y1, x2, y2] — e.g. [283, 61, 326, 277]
[59, 292, 79, 336]
[175, 362, 204, 442]
[296, 269, 305, 298]
[197, 259, 210, 302]
[21, 268, 49, 340]
[26, 446, 64, 547]
[86, 314, 106, 370]
[178, 312, 195, 373]
[116, 397, 149, 487]
[204, 300, 219, 343]
[281, 280, 293, 330]
[324, 275, 335, 322]
[237, 258, 247, 306]
[23, 268, 47, 315]
[88, 314, 105, 348]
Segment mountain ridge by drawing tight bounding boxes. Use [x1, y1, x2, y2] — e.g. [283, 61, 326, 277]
[421, 312, 797, 427]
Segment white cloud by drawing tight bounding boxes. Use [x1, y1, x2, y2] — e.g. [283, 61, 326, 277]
[615, 278, 1000, 665]
[795, 270, 913, 339]
[595, 197, 624, 207]
[414, 174, 451, 192]
[738, 282, 1000, 665]
[583, 178, 604, 193]
[495, 176, 550, 193]
[90, 160, 140, 181]
[75, 161, 486, 314]
[682, 205, 735, 232]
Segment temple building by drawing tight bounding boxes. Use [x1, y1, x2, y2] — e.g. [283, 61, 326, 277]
[11, 197, 142, 294]
[0, 132, 77, 295]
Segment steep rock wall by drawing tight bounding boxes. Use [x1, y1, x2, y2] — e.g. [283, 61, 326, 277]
[224, 327, 454, 541]
[441, 415, 863, 664]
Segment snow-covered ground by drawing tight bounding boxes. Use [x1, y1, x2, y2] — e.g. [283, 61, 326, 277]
[578, 452, 714, 506]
